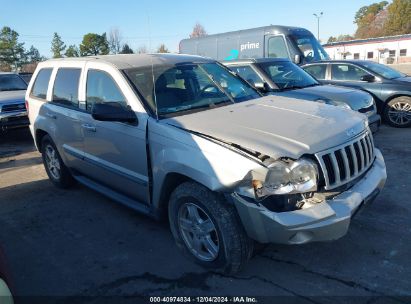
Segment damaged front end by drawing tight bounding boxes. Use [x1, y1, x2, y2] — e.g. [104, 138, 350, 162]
[230, 147, 386, 245]
[235, 156, 323, 213]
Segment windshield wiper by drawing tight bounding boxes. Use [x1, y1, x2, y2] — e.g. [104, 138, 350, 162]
[304, 83, 320, 88]
[0, 88, 26, 91]
[281, 85, 305, 91]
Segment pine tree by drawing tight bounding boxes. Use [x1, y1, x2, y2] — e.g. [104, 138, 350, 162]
[120, 43, 134, 54]
[0, 26, 26, 71]
[26, 45, 42, 62]
[51, 32, 66, 58]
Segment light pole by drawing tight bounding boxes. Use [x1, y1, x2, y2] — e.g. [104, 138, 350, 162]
[313, 12, 323, 41]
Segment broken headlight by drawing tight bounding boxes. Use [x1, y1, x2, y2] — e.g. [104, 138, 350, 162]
[253, 159, 318, 198]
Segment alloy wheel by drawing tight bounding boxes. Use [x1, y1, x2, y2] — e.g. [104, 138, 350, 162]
[44, 144, 61, 180]
[388, 101, 411, 126]
[178, 202, 220, 262]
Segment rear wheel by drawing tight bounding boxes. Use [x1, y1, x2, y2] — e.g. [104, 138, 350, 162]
[168, 182, 253, 274]
[41, 135, 74, 188]
[383, 97, 411, 128]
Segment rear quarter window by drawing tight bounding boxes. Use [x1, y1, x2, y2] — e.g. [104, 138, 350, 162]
[31, 68, 53, 99]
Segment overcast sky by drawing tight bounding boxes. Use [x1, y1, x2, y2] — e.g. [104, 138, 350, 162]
[1, 0, 382, 57]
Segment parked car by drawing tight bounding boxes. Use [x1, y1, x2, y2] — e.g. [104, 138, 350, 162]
[224, 58, 381, 132]
[0, 72, 29, 131]
[302, 60, 411, 128]
[26, 54, 386, 273]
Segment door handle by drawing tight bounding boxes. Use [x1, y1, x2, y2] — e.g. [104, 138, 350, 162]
[81, 124, 96, 132]
[45, 112, 57, 119]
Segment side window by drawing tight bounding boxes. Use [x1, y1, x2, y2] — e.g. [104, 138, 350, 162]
[268, 36, 289, 58]
[31, 68, 52, 99]
[86, 70, 127, 112]
[230, 65, 264, 87]
[331, 64, 367, 81]
[304, 65, 326, 80]
[52, 68, 81, 108]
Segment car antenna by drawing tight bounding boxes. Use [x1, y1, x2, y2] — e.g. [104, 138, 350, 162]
[147, 13, 159, 121]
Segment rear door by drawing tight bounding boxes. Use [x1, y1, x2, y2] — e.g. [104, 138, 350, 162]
[80, 64, 149, 204]
[42, 64, 88, 171]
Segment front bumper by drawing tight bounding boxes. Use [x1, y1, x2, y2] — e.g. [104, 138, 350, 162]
[0, 111, 29, 130]
[233, 148, 387, 244]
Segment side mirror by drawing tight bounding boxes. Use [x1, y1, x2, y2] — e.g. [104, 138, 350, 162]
[91, 102, 138, 124]
[254, 82, 271, 93]
[360, 74, 376, 82]
[294, 54, 301, 64]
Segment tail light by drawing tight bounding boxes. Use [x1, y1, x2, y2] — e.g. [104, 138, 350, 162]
[25, 100, 29, 116]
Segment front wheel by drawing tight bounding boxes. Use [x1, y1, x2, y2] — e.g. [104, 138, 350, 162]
[168, 182, 253, 274]
[383, 97, 411, 128]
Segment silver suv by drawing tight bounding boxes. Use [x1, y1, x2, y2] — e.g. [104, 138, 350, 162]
[26, 54, 387, 273]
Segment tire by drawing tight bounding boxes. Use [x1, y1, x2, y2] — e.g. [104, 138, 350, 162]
[41, 135, 74, 188]
[168, 182, 253, 274]
[383, 96, 411, 128]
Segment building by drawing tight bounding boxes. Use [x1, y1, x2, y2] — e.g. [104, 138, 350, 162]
[323, 34, 411, 64]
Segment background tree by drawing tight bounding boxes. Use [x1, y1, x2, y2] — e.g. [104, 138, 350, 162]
[354, 1, 388, 38]
[190, 23, 207, 38]
[327, 34, 355, 43]
[51, 32, 66, 58]
[26, 45, 42, 63]
[119, 43, 134, 54]
[136, 45, 148, 54]
[80, 33, 109, 56]
[108, 27, 122, 54]
[65, 45, 79, 57]
[384, 0, 411, 35]
[0, 26, 26, 71]
[156, 44, 169, 53]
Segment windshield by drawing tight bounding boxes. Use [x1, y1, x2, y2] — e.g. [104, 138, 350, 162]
[258, 61, 319, 90]
[124, 63, 260, 118]
[360, 61, 406, 79]
[290, 34, 329, 63]
[0, 74, 28, 91]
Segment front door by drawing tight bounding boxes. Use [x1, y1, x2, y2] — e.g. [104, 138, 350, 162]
[81, 68, 149, 204]
[324, 63, 382, 98]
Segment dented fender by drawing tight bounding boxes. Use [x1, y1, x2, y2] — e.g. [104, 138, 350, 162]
[148, 119, 267, 208]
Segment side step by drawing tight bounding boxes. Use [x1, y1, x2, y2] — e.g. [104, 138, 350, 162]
[73, 174, 155, 218]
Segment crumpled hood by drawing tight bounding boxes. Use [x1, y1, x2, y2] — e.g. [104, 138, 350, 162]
[0, 90, 26, 104]
[164, 96, 368, 160]
[275, 85, 373, 111]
